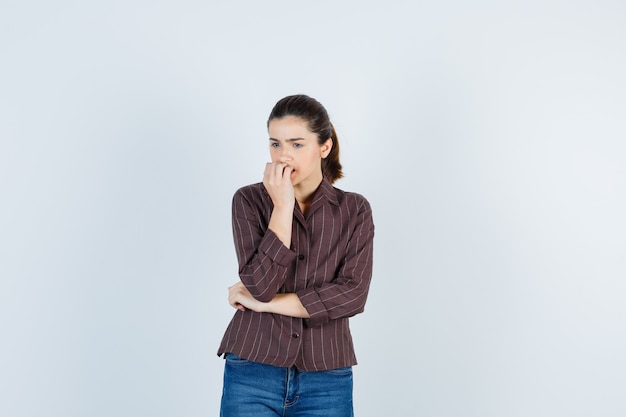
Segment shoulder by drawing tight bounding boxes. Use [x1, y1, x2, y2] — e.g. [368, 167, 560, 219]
[332, 186, 375, 234]
[233, 182, 266, 198]
[331, 185, 372, 214]
[232, 182, 270, 207]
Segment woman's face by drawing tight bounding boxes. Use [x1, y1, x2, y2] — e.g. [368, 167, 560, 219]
[268, 116, 332, 190]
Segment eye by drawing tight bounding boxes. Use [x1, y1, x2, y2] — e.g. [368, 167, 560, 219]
[270, 142, 280, 148]
[293, 143, 303, 148]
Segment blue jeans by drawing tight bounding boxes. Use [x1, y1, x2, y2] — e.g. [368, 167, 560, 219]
[220, 353, 354, 417]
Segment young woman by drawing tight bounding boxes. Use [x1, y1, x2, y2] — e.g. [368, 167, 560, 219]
[218, 94, 374, 417]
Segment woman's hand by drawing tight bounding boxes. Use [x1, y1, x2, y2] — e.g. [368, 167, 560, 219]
[263, 162, 294, 248]
[228, 281, 266, 313]
[263, 162, 294, 210]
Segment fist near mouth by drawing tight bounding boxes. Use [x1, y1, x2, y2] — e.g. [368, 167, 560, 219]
[263, 162, 295, 209]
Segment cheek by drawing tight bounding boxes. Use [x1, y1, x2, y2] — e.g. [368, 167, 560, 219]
[301, 154, 321, 170]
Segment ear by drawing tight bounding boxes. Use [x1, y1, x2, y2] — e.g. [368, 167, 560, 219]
[321, 138, 333, 159]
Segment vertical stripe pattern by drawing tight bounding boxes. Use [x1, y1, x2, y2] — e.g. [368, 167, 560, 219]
[218, 178, 375, 371]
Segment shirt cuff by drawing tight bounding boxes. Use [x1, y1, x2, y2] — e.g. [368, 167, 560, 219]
[297, 288, 330, 327]
[258, 228, 297, 267]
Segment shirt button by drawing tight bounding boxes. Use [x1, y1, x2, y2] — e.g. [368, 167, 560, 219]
[292, 333, 300, 338]
[298, 255, 305, 260]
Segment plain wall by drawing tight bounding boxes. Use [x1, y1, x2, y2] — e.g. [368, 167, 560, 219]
[1, 1, 624, 416]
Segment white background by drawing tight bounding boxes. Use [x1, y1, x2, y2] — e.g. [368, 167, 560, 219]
[1, 1, 625, 416]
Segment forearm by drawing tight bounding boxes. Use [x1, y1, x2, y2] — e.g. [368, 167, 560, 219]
[230, 282, 310, 318]
[264, 293, 310, 318]
[267, 205, 293, 248]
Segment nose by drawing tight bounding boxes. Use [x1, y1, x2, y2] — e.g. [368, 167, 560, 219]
[278, 146, 292, 163]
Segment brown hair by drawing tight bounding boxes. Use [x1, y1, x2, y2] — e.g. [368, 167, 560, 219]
[267, 94, 343, 183]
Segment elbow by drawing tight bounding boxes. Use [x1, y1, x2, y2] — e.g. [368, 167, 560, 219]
[345, 290, 369, 317]
[352, 301, 367, 316]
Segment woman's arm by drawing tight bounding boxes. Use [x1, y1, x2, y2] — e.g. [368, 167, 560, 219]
[228, 282, 310, 318]
[231, 163, 296, 302]
[296, 195, 375, 327]
[232, 191, 294, 302]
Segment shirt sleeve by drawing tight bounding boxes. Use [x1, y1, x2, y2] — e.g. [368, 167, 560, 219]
[296, 196, 375, 327]
[232, 188, 297, 302]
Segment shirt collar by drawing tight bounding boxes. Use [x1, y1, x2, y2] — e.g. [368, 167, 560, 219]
[310, 177, 340, 207]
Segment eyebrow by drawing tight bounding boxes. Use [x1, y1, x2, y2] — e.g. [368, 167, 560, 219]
[269, 137, 306, 142]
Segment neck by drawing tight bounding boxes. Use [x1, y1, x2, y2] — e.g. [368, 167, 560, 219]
[294, 174, 323, 208]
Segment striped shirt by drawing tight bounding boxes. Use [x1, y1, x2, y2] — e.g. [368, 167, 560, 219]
[217, 177, 375, 371]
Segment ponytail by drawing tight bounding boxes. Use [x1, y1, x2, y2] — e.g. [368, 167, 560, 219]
[322, 123, 343, 183]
